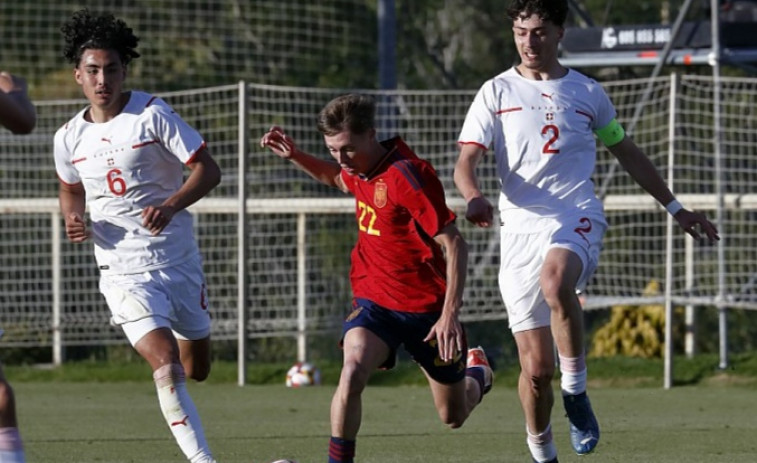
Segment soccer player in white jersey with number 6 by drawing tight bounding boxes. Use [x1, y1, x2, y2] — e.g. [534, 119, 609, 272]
[54, 10, 221, 463]
[454, 1, 719, 462]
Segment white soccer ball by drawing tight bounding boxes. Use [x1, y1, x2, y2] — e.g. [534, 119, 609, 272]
[270, 460, 298, 463]
[285, 361, 321, 387]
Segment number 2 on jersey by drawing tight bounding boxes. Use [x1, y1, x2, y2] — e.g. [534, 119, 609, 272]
[357, 201, 381, 236]
[106, 168, 127, 196]
[542, 124, 560, 154]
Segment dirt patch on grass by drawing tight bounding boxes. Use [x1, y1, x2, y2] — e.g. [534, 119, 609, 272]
[588, 376, 660, 388]
[702, 373, 757, 387]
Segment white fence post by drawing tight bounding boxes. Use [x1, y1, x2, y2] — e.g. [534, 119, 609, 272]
[237, 80, 249, 386]
[52, 211, 63, 366]
[297, 212, 307, 363]
[664, 72, 678, 390]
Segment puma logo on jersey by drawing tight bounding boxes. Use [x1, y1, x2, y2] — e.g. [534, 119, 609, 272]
[101, 137, 112, 144]
[541, 92, 554, 100]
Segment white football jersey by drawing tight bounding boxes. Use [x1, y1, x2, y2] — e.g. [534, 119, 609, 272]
[459, 68, 616, 226]
[54, 91, 205, 274]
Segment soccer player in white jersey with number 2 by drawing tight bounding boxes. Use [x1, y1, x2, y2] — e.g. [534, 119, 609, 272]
[54, 10, 221, 463]
[454, 1, 719, 462]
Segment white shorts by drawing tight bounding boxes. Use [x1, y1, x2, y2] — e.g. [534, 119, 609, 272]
[499, 210, 606, 333]
[99, 254, 211, 345]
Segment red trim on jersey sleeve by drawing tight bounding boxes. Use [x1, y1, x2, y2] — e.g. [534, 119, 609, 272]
[185, 142, 208, 165]
[496, 106, 523, 114]
[457, 140, 488, 151]
[56, 173, 81, 187]
[71, 157, 87, 165]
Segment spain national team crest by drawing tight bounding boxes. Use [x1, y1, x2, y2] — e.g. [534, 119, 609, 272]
[374, 180, 388, 208]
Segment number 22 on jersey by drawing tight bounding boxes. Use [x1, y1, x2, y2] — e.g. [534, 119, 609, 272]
[357, 201, 381, 236]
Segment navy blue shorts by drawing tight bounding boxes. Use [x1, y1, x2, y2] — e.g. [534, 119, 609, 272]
[342, 298, 467, 385]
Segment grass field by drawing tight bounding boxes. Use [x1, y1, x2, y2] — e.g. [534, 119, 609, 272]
[13, 376, 757, 462]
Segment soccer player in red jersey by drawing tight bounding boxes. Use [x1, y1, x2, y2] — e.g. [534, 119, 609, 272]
[260, 94, 493, 463]
[0, 70, 35, 463]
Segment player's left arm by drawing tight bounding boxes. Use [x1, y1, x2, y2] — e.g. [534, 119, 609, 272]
[423, 222, 469, 363]
[606, 133, 719, 242]
[141, 147, 221, 235]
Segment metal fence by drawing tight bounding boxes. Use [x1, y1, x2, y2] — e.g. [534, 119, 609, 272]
[1, 76, 756, 386]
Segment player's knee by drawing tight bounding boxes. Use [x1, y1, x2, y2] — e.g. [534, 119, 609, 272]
[188, 366, 210, 382]
[523, 363, 554, 395]
[439, 406, 468, 429]
[185, 360, 211, 382]
[541, 279, 575, 314]
[339, 361, 371, 396]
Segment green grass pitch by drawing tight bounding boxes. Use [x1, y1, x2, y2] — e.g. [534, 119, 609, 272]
[14, 381, 757, 462]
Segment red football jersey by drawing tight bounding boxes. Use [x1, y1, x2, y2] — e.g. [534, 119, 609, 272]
[340, 137, 456, 313]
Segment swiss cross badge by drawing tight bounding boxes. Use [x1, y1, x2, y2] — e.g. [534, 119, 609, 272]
[107, 158, 115, 166]
[374, 180, 388, 208]
[546, 112, 554, 121]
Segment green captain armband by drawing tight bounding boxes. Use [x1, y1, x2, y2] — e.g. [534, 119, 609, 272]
[595, 119, 625, 147]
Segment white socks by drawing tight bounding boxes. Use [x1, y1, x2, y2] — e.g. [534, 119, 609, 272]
[525, 354, 587, 462]
[527, 424, 557, 462]
[0, 427, 25, 463]
[559, 353, 587, 396]
[153, 364, 214, 463]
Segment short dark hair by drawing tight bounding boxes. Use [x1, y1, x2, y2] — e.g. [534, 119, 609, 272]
[506, 0, 568, 27]
[317, 94, 376, 136]
[61, 9, 140, 66]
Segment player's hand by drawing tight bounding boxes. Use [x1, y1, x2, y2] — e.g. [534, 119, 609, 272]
[424, 312, 464, 363]
[674, 209, 720, 243]
[141, 205, 175, 236]
[65, 212, 90, 242]
[465, 196, 494, 228]
[0, 72, 27, 94]
[260, 126, 298, 159]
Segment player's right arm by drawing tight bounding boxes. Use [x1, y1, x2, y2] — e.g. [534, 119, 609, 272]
[0, 72, 36, 134]
[58, 180, 89, 242]
[260, 126, 346, 193]
[54, 123, 89, 242]
[454, 143, 494, 227]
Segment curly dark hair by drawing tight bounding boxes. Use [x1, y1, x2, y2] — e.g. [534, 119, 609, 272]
[507, 0, 568, 27]
[61, 9, 140, 66]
